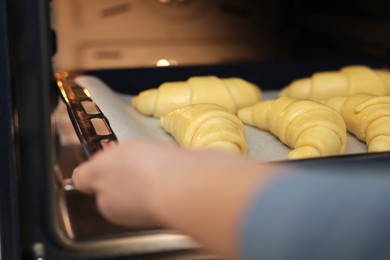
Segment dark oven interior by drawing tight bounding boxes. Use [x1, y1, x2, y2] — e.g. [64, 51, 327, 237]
[3, 0, 390, 259]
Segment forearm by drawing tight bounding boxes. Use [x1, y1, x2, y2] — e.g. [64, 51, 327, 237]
[149, 155, 280, 259]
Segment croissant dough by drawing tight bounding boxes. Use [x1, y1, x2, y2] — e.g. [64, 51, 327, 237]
[160, 103, 248, 154]
[132, 76, 262, 117]
[279, 65, 390, 100]
[238, 97, 347, 159]
[325, 94, 390, 152]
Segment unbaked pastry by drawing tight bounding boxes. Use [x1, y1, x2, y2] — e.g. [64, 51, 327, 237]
[161, 103, 248, 154]
[238, 97, 347, 159]
[325, 94, 390, 152]
[280, 65, 390, 100]
[132, 76, 262, 117]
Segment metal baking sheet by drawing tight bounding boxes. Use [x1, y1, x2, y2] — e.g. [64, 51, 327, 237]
[72, 75, 368, 162]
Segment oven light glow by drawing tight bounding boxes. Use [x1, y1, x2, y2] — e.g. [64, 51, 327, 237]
[157, 58, 179, 67]
[83, 88, 91, 97]
[56, 80, 69, 103]
[60, 88, 69, 103]
[156, 59, 171, 67]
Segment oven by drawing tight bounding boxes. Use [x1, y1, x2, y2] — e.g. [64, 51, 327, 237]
[2, 0, 390, 259]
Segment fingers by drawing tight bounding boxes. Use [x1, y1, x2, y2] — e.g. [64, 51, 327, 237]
[73, 141, 118, 193]
[72, 140, 177, 194]
[72, 162, 98, 194]
[101, 140, 118, 150]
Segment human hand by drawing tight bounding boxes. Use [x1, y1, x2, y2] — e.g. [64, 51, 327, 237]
[73, 140, 183, 227]
[73, 139, 272, 227]
[73, 139, 280, 258]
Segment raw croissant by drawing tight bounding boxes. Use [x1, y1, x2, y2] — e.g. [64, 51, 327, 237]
[280, 65, 390, 100]
[238, 97, 347, 159]
[132, 76, 262, 117]
[325, 94, 390, 152]
[160, 103, 248, 154]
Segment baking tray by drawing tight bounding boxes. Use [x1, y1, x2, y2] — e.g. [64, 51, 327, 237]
[55, 61, 390, 167]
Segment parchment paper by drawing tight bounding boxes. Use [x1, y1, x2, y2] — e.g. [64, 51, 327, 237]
[69, 75, 368, 162]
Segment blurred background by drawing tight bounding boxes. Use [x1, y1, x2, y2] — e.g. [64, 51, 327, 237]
[51, 0, 390, 71]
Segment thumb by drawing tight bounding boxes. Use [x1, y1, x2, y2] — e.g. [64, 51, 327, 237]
[72, 164, 97, 194]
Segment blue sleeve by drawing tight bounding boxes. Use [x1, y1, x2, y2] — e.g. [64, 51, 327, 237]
[240, 168, 390, 260]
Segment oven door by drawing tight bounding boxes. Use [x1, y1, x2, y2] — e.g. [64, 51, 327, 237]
[6, 0, 390, 259]
[0, 0, 20, 259]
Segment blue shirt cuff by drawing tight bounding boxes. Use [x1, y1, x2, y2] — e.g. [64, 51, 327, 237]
[240, 168, 390, 260]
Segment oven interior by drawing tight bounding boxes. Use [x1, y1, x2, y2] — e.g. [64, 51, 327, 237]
[7, 0, 390, 259]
